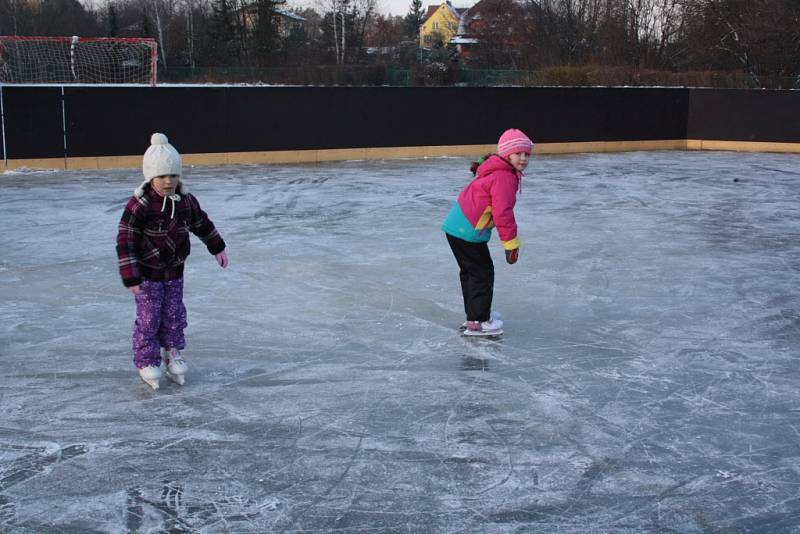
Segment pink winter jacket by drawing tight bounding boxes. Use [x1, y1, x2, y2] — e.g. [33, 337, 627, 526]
[441, 155, 521, 250]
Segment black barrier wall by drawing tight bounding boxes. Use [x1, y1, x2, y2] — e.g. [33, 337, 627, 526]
[3, 86, 689, 161]
[687, 89, 800, 143]
[1, 86, 64, 160]
[2, 86, 799, 163]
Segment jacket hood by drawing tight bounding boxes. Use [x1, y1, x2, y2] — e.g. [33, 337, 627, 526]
[476, 154, 518, 178]
[475, 154, 523, 194]
[137, 182, 188, 219]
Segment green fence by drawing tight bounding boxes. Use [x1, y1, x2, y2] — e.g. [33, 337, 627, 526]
[159, 66, 408, 86]
[157, 65, 798, 89]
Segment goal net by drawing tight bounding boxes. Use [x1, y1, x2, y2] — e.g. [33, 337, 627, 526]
[0, 36, 158, 85]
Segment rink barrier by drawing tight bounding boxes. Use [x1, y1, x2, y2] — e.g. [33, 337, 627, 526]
[2, 86, 800, 171]
[685, 140, 800, 154]
[3, 141, 690, 171]
[6, 139, 800, 171]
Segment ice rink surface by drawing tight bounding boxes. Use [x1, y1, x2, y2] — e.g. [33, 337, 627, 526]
[1, 150, 800, 532]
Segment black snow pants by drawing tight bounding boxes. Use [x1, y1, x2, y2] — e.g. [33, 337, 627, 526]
[446, 233, 494, 323]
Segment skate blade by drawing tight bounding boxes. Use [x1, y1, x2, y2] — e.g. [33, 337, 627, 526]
[141, 377, 160, 390]
[462, 329, 503, 338]
[166, 371, 185, 386]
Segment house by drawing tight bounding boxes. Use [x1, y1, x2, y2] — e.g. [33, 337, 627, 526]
[237, 3, 307, 39]
[273, 8, 306, 38]
[419, 1, 466, 49]
[449, 1, 481, 57]
[449, 0, 525, 60]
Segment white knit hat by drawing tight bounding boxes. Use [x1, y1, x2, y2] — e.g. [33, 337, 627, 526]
[135, 133, 184, 197]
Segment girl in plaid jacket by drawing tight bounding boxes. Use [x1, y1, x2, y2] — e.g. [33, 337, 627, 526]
[116, 133, 228, 389]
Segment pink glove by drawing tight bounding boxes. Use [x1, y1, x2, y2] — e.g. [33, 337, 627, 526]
[216, 250, 229, 268]
[129, 285, 142, 295]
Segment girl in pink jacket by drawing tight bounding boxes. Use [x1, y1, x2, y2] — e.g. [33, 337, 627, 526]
[441, 129, 533, 336]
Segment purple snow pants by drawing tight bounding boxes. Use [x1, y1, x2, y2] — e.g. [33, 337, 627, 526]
[132, 278, 187, 369]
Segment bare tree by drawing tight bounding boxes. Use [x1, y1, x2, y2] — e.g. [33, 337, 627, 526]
[351, 0, 377, 61]
[467, 0, 527, 68]
[681, 0, 800, 87]
[517, 0, 688, 69]
[0, 0, 37, 35]
[367, 14, 404, 47]
[318, 0, 348, 63]
[318, 0, 375, 64]
[151, 0, 168, 68]
[184, 0, 196, 67]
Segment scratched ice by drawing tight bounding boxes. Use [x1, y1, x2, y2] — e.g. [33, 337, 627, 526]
[1, 151, 800, 532]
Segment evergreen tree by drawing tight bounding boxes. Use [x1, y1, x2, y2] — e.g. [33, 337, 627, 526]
[252, 0, 281, 66]
[139, 8, 152, 38]
[36, 0, 101, 36]
[209, 0, 237, 65]
[282, 23, 308, 65]
[404, 0, 423, 39]
[107, 4, 119, 37]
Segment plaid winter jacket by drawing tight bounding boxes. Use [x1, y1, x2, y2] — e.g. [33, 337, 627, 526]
[116, 185, 225, 287]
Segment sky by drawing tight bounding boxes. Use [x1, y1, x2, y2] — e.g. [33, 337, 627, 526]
[383, 0, 473, 17]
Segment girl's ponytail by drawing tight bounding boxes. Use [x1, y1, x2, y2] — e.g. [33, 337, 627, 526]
[470, 154, 493, 176]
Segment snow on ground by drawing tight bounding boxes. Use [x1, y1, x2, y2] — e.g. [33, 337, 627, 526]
[1, 151, 800, 532]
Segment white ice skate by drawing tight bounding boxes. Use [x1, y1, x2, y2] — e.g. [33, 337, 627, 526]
[138, 365, 162, 390]
[463, 318, 504, 337]
[163, 348, 188, 386]
[461, 312, 503, 335]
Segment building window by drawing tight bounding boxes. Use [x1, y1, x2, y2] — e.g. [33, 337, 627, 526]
[424, 35, 432, 43]
[432, 22, 439, 30]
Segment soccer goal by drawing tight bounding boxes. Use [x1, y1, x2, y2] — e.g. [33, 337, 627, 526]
[0, 36, 158, 85]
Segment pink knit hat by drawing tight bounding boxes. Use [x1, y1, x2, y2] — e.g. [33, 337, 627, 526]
[497, 128, 533, 158]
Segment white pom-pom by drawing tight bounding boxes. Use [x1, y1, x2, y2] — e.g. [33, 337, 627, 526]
[151, 133, 168, 145]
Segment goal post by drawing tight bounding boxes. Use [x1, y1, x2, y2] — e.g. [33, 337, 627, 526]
[0, 36, 158, 86]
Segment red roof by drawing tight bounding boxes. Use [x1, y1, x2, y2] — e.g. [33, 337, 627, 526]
[423, 5, 439, 23]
